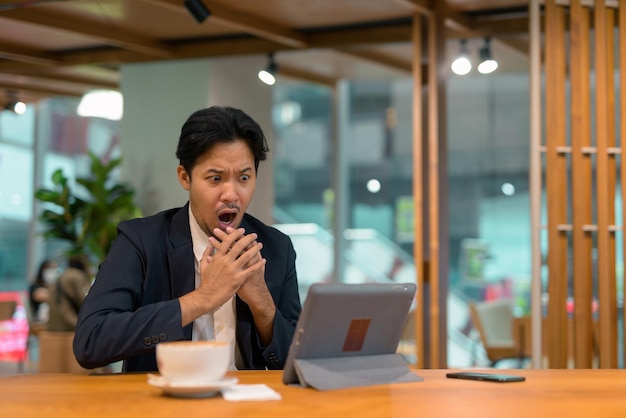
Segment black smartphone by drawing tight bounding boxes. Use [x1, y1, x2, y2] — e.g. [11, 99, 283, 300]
[446, 371, 525, 383]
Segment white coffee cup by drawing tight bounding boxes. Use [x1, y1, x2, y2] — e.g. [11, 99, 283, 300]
[156, 340, 231, 384]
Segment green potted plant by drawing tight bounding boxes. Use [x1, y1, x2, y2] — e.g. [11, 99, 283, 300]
[34, 152, 142, 266]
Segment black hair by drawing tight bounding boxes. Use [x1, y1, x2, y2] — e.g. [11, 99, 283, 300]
[34, 259, 55, 286]
[175, 106, 269, 176]
[67, 255, 89, 273]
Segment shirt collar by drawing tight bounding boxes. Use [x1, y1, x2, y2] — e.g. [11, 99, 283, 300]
[188, 205, 210, 263]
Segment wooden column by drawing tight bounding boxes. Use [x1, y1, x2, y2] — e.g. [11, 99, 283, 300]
[620, 0, 626, 369]
[425, 1, 449, 369]
[544, 0, 569, 369]
[594, 0, 618, 369]
[410, 1, 448, 369]
[569, 0, 594, 369]
[411, 12, 425, 369]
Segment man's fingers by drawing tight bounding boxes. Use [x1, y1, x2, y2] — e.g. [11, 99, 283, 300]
[210, 228, 258, 258]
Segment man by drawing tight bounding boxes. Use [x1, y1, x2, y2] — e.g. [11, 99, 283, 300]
[47, 255, 91, 332]
[73, 106, 301, 372]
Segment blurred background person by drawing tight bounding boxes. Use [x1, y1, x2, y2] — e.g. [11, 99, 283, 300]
[47, 256, 91, 332]
[28, 259, 58, 323]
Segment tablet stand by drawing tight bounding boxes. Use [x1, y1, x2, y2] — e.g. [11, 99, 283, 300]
[293, 353, 423, 391]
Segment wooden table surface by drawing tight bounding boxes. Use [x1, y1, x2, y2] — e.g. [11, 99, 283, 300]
[1, 369, 626, 418]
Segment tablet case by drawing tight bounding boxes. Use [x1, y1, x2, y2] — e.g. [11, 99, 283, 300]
[282, 282, 423, 391]
[294, 354, 422, 391]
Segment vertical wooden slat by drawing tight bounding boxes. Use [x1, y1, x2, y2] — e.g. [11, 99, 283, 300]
[594, 0, 618, 369]
[545, 0, 569, 368]
[529, 0, 544, 369]
[425, 1, 449, 368]
[619, 0, 626, 369]
[411, 12, 425, 369]
[569, 0, 594, 369]
[426, 6, 441, 369]
[605, 6, 618, 369]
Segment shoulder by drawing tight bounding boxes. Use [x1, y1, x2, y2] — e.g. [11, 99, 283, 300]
[118, 207, 181, 230]
[242, 213, 288, 240]
[116, 207, 187, 241]
[113, 206, 190, 252]
[242, 213, 294, 253]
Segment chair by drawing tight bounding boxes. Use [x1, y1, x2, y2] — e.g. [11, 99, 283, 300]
[0, 300, 17, 322]
[38, 331, 91, 373]
[469, 299, 528, 367]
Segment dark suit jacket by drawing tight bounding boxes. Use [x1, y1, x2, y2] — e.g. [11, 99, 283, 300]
[73, 204, 301, 372]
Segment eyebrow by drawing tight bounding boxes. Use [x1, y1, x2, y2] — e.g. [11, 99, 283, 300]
[203, 166, 253, 175]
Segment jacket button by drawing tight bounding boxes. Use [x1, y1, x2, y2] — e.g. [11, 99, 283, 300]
[143, 337, 152, 346]
[159, 333, 167, 341]
[152, 335, 160, 344]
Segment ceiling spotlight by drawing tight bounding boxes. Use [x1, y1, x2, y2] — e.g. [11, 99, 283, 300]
[477, 37, 498, 74]
[5, 100, 26, 115]
[258, 53, 278, 86]
[451, 39, 472, 76]
[4, 91, 26, 114]
[184, 0, 211, 24]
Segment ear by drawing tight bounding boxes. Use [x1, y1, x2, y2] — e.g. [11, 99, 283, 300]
[177, 165, 190, 191]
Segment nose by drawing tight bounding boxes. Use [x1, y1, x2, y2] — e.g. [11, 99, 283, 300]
[220, 181, 239, 203]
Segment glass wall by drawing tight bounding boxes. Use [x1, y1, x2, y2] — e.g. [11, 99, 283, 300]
[0, 107, 35, 291]
[0, 98, 121, 292]
[271, 70, 533, 367]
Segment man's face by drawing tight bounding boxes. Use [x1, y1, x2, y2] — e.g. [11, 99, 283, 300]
[177, 139, 257, 237]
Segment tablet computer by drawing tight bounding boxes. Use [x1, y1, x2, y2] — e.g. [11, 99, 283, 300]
[282, 282, 417, 388]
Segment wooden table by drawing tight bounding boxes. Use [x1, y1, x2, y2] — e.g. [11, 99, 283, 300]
[1, 369, 626, 417]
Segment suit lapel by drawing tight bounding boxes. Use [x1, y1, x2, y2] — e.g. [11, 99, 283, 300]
[167, 204, 194, 339]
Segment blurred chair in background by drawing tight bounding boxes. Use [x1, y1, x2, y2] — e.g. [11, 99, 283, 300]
[469, 299, 529, 368]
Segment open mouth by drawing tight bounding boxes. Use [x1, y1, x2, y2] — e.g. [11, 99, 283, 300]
[217, 212, 237, 229]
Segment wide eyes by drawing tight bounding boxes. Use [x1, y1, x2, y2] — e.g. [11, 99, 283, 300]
[206, 174, 251, 183]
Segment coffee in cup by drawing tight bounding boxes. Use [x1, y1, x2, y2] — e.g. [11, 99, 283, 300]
[156, 340, 231, 384]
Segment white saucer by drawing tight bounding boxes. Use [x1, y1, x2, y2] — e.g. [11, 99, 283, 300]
[147, 374, 239, 398]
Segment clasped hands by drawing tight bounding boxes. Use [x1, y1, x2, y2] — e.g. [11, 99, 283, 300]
[200, 226, 267, 308]
[179, 226, 276, 344]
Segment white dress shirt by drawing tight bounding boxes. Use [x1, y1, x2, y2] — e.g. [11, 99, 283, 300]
[188, 207, 239, 370]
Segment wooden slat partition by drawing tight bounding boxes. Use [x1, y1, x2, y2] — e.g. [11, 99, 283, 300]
[569, 0, 594, 368]
[594, 0, 618, 368]
[541, 0, 623, 369]
[544, 0, 569, 369]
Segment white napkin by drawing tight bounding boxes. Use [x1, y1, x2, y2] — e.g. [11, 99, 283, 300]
[221, 384, 282, 401]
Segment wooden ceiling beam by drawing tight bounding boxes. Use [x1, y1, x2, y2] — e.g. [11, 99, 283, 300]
[0, 80, 83, 97]
[335, 48, 412, 73]
[145, 0, 308, 49]
[0, 40, 60, 66]
[2, 23, 415, 70]
[309, 24, 413, 47]
[400, 0, 433, 16]
[9, 71, 119, 90]
[278, 64, 338, 87]
[444, 12, 530, 58]
[0, 8, 175, 58]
